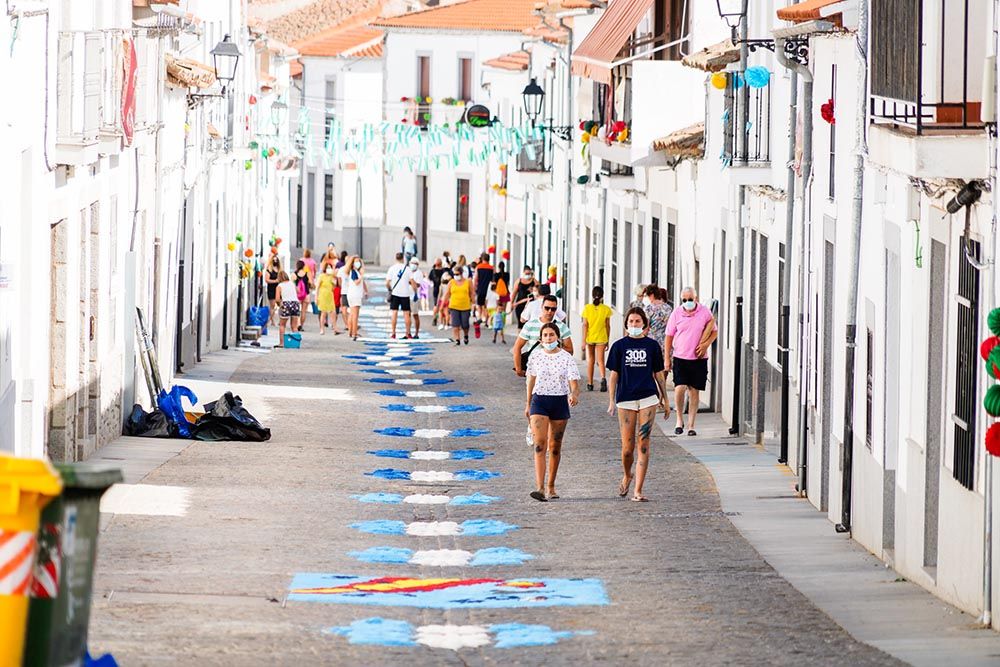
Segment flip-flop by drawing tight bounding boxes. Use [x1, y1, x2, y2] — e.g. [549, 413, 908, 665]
[547, 490, 560, 499]
[631, 495, 649, 502]
[529, 491, 548, 502]
[618, 476, 632, 498]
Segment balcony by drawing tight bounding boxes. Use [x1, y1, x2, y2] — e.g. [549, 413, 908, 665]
[55, 30, 133, 165]
[724, 73, 772, 185]
[515, 138, 551, 187]
[869, 0, 987, 134]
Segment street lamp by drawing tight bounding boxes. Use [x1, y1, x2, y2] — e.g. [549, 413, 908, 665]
[211, 34, 242, 94]
[270, 98, 288, 130]
[715, 0, 745, 30]
[521, 78, 545, 125]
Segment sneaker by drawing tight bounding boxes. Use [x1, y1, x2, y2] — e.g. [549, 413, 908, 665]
[600, 378, 608, 392]
[587, 383, 594, 391]
[464, 336, 469, 345]
[454, 340, 461, 346]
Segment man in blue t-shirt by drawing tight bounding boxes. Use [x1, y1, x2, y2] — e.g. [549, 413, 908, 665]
[606, 307, 669, 502]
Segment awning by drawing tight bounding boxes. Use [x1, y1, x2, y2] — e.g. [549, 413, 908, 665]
[484, 49, 531, 71]
[570, 0, 655, 84]
[259, 70, 277, 91]
[165, 53, 216, 89]
[680, 38, 739, 72]
[776, 0, 845, 23]
[651, 122, 704, 159]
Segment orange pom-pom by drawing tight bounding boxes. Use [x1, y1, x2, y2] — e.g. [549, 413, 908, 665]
[244, 248, 254, 258]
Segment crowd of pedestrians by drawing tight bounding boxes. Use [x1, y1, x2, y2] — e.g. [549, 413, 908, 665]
[267, 233, 717, 505]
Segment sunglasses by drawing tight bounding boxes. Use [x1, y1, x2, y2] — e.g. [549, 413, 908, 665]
[543, 306, 557, 312]
[682, 298, 695, 303]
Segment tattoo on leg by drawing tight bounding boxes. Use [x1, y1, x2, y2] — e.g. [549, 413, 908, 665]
[638, 419, 653, 440]
[640, 446, 648, 454]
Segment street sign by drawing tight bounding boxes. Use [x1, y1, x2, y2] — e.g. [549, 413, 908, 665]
[464, 104, 491, 128]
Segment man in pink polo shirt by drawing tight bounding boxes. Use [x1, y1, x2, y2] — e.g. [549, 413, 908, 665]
[665, 286, 718, 436]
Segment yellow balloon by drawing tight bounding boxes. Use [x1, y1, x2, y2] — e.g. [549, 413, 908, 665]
[711, 72, 728, 90]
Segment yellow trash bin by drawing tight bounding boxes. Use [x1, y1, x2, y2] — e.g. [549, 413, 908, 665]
[0, 455, 62, 665]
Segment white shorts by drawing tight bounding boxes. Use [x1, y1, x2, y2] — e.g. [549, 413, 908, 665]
[616, 394, 660, 411]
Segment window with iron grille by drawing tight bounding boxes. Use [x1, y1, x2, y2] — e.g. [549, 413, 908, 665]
[456, 178, 469, 232]
[866, 327, 875, 449]
[653, 0, 689, 61]
[611, 219, 619, 307]
[828, 65, 836, 199]
[666, 221, 676, 304]
[324, 174, 333, 222]
[953, 240, 980, 489]
[651, 217, 660, 286]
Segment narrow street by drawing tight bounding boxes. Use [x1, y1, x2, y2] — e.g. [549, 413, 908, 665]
[88, 277, 900, 665]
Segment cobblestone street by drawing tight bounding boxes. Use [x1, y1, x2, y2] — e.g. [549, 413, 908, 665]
[85, 284, 905, 665]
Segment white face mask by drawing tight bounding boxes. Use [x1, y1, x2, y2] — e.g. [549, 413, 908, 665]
[682, 299, 697, 312]
[354, 261, 362, 269]
[642, 296, 651, 306]
[542, 341, 559, 351]
[627, 326, 644, 337]
[325, 267, 334, 275]
[522, 273, 531, 280]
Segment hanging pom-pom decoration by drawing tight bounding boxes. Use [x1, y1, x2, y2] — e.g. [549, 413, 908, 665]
[244, 248, 254, 258]
[989, 308, 1000, 336]
[227, 242, 236, 251]
[275, 237, 282, 245]
[501, 249, 510, 259]
[821, 98, 835, 124]
[745, 66, 771, 89]
[270, 246, 278, 255]
[987, 423, 1000, 457]
[487, 244, 496, 254]
[982, 336, 1000, 360]
[710, 72, 728, 90]
[235, 233, 244, 242]
[985, 385, 1000, 416]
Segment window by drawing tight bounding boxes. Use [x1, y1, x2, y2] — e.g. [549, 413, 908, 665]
[666, 220, 676, 303]
[459, 57, 473, 101]
[953, 239, 980, 490]
[624, 221, 633, 302]
[866, 326, 875, 449]
[417, 56, 431, 128]
[651, 217, 660, 285]
[778, 242, 786, 352]
[324, 174, 334, 222]
[828, 65, 836, 199]
[456, 178, 469, 232]
[611, 218, 619, 307]
[653, 0, 689, 61]
[757, 235, 767, 351]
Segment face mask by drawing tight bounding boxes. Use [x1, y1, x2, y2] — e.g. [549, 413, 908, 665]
[354, 261, 362, 269]
[682, 300, 697, 312]
[325, 267, 334, 275]
[522, 273, 531, 280]
[627, 326, 644, 337]
[642, 296, 651, 306]
[542, 341, 559, 351]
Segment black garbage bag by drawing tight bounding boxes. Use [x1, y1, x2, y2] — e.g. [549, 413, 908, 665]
[191, 392, 271, 442]
[123, 404, 179, 438]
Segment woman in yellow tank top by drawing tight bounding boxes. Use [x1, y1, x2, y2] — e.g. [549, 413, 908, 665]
[446, 267, 474, 345]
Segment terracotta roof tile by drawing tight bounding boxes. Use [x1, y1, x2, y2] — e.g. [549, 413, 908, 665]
[776, 0, 844, 23]
[372, 0, 540, 33]
[290, 59, 303, 77]
[651, 122, 704, 158]
[680, 38, 739, 72]
[483, 49, 530, 71]
[296, 24, 384, 57]
[258, 0, 383, 44]
[523, 19, 568, 43]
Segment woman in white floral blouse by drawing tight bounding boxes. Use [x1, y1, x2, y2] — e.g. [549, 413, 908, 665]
[525, 322, 581, 501]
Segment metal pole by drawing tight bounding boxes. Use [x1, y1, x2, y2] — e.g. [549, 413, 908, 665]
[560, 17, 574, 318]
[779, 71, 799, 464]
[729, 2, 749, 436]
[797, 77, 815, 492]
[356, 174, 364, 261]
[837, 0, 869, 534]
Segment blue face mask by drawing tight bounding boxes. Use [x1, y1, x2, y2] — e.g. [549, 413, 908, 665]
[626, 326, 644, 337]
[542, 341, 559, 351]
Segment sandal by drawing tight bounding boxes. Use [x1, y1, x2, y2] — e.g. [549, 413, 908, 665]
[688, 429, 697, 436]
[546, 488, 559, 500]
[674, 426, 684, 435]
[529, 491, 548, 502]
[618, 476, 632, 498]
[631, 494, 649, 502]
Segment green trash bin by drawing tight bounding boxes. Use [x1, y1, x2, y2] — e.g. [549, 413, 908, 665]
[23, 463, 122, 667]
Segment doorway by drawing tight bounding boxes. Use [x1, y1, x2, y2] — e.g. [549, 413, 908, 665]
[416, 175, 429, 258]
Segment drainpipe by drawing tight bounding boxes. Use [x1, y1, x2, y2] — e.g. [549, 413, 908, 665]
[559, 16, 574, 318]
[982, 0, 1000, 629]
[728, 0, 749, 436]
[775, 34, 814, 473]
[836, 0, 869, 534]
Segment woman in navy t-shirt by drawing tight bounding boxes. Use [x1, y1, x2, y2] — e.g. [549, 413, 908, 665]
[606, 307, 670, 502]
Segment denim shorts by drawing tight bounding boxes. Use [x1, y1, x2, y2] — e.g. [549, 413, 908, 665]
[529, 394, 571, 420]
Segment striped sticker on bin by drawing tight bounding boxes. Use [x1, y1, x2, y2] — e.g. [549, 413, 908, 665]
[0, 530, 37, 596]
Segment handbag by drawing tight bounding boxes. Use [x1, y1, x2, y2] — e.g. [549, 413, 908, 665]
[517, 340, 540, 374]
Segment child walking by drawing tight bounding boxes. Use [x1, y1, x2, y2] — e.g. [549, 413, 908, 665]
[492, 308, 506, 344]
